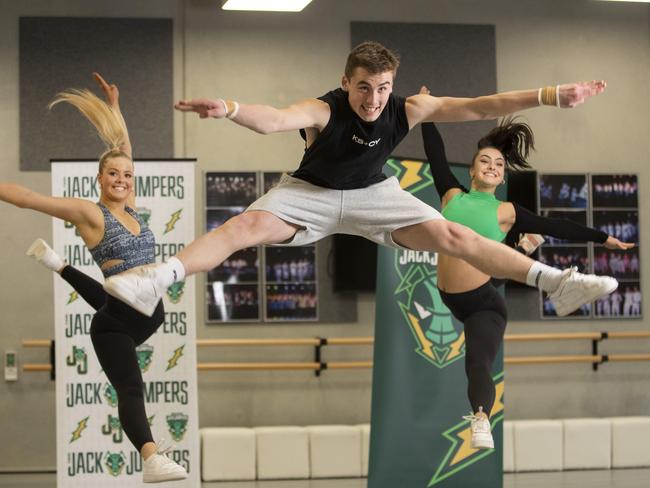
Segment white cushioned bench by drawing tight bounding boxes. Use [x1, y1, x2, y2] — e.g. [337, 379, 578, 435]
[254, 426, 310, 479]
[201, 417, 650, 480]
[611, 417, 650, 468]
[513, 420, 563, 472]
[563, 418, 611, 470]
[307, 425, 362, 478]
[201, 427, 256, 481]
[358, 424, 370, 476]
[503, 420, 515, 472]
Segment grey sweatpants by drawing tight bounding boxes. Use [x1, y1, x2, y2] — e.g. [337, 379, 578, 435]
[247, 174, 444, 249]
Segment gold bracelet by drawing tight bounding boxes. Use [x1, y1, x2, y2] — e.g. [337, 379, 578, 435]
[540, 86, 557, 106]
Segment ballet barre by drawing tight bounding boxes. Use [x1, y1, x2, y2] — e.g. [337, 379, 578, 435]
[504, 331, 650, 370]
[22, 338, 56, 380]
[197, 361, 373, 371]
[20, 331, 650, 378]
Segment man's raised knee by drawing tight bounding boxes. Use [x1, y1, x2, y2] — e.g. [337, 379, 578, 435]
[444, 221, 481, 256]
[224, 210, 297, 245]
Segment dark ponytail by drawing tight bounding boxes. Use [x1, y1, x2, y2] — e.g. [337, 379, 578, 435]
[476, 116, 535, 170]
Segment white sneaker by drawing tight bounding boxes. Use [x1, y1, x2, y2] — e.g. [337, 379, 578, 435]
[104, 265, 163, 317]
[463, 407, 494, 449]
[26, 238, 65, 272]
[143, 444, 187, 483]
[548, 267, 618, 317]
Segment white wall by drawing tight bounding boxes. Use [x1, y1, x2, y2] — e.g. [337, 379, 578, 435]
[0, 0, 648, 470]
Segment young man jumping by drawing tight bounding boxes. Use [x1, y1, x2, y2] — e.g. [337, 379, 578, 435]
[104, 41, 616, 318]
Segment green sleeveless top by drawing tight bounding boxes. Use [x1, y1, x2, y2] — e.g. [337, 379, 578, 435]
[441, 190, 507, 242]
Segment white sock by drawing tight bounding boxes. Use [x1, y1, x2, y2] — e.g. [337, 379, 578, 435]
[43, 249, 65, 273]
[155, 257, 186, 288]
[26, 239, 65, 272]
[526, 261, 564, 292]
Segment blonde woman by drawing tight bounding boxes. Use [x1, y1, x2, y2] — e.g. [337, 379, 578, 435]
[1, 73, 186, 483]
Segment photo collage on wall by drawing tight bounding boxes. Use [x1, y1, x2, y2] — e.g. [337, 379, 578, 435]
[538, 173, 640, 319]
[205, 172, 318, 323]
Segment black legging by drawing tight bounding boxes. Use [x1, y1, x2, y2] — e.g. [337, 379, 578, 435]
[439, 281, 507, 417]
[60, 266, 164, 450]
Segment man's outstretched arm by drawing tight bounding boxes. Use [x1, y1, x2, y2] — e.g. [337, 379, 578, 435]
[405, 80, 606, 127]
[174, 97, 331, 134]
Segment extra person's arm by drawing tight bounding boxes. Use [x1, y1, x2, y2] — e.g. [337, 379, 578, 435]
[93, 72, 132, 159]
[174, 97, 331, 134]
[421, 121, 466, 202]
[510, 202, 634, 249]
[0, 183, 99, 228]
[405, 81, 606, 127]
[93, 72, 136, 207]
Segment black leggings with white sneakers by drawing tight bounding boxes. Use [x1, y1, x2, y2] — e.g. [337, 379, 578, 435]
[60, 265, 163, 450]
[438, 281, 507, 416]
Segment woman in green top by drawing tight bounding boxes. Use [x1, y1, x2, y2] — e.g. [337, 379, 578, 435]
[421, 87, 633, 450]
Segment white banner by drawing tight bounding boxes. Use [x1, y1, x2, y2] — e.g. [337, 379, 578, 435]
[52, 160, 199, 487]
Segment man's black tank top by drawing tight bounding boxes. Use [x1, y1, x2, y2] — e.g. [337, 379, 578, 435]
[292, 88, 409, 190]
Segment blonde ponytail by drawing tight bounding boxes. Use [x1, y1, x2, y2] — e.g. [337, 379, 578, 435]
[49, 89, 130, 169]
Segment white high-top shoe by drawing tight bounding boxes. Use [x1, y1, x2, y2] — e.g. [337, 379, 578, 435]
[142, 443, 187, 483]
[104, 265, 163, 317]
[463, 407, 494, 449]
[26, 238, 65, 272]
[549, 267, 618, 316]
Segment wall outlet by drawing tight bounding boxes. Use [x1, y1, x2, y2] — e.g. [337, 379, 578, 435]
[4, 350, 18, 381]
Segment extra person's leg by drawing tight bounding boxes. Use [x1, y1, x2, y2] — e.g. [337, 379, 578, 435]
[464, 309, 506, 416]
[60, 266, 107, 311]
[392, 219, 534, 283]
[90, 306, 187, 482]
[27, 238, 106, 310]
[104, 175, 339, 316]
[176, 210, 299, 276]
[90, 314, 154, 452]
[439, 282, 507, 450]
[439, 283, 507, 416]
[104, 210, 298, 316]
[26, 238, 65, 272]
[392, 219, 618, 316]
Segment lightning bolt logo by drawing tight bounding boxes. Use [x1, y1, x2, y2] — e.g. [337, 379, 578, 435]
[447, 331, 466, 362]
[428, 374, 505, 486]
[164, 209, 182, 235]
[395, 264, 427, 297]
[403, 306, 435, 361]
[386, 158, 433, 194]
[67, 291, 79, 304]
[400, 160, 424, 189]
[166, 345, 185, 371]
[70, 416, 89, 443]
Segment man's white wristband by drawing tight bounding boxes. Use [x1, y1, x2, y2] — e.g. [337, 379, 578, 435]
[227, 101, 240, 120]
[217, 98, 240, 120]
[217, 98, 228, 118]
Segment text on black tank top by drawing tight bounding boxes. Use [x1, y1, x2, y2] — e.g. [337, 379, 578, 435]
[292, 88, 409, 190]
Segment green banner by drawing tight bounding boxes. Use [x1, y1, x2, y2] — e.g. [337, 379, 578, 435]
[368, 158, 505, 488]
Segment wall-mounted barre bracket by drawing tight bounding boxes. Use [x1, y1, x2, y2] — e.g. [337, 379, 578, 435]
[592, 332, 609, 371]
[314, 337, 327, 377]
[49, 340, 56, 381]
